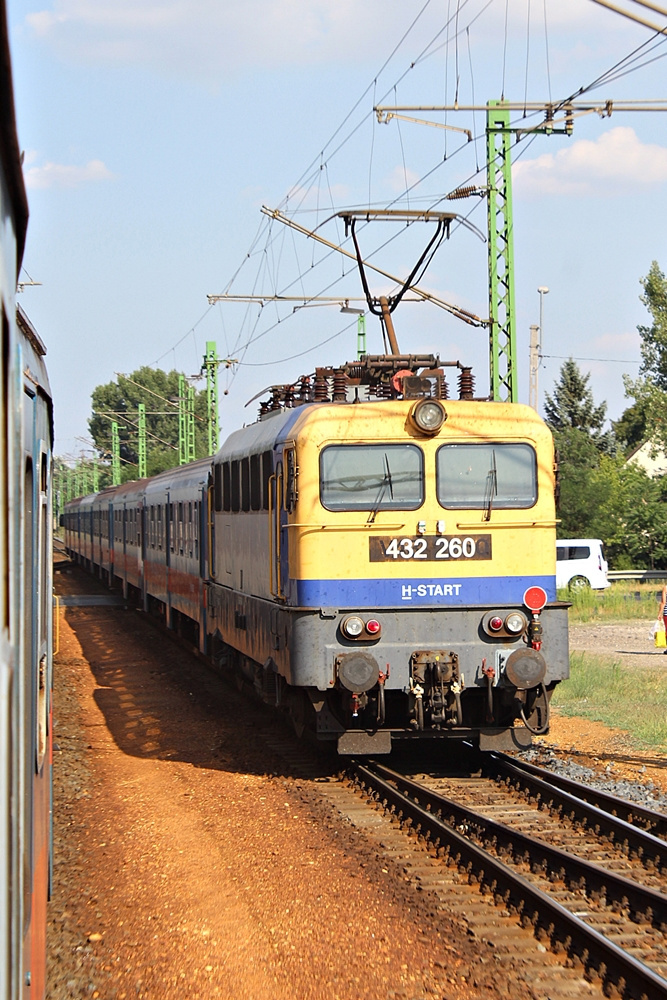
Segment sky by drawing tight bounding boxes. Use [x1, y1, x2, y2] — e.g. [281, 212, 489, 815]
[6, 0, 667, 463]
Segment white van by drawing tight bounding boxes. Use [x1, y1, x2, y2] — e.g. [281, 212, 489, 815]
[556, 539, 610, 591]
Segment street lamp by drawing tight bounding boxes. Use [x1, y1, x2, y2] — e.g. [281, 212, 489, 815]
[537, 286, 549, 362]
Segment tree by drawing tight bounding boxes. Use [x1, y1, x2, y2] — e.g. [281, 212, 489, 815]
[612, 398, 650, 457]
[623, 262, 667, 451]
[590, 458, 667, 569]
[544, 358, 612, 452]
[554, 427, 605, 538]
[637, 260, 667, 389]
[88, 367, 209, 480]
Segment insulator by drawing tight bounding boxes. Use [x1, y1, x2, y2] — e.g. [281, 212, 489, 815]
[446, 185, 478, 200]
[284, 386, 295, 408]
[458, 367, 474, 400]
[439, 376, 449, 400]
[270, 388, 282, 411]
[346, 364, 364, 380]
[259, 400, 270, 416]
[377, 381, 393, 399]
[333, 370, 347, 402]
[314, 372, 329, 401]
[298, 375, 312, 402]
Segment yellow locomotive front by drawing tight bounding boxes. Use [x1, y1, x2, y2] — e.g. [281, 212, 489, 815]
[280, 393, 568, 752]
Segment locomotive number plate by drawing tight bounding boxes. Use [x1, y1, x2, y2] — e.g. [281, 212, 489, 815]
[369, 534, 492, 562]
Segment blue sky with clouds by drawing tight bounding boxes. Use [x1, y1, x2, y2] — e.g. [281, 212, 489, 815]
[7, 0, 667, 461]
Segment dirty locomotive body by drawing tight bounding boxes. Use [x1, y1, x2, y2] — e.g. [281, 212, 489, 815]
[65, 357, 568, 753]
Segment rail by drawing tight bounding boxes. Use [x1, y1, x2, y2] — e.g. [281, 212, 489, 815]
[353, 759, 667, 999]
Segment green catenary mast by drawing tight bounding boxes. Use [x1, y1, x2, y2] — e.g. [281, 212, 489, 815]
[204, 341, 219, 455]
[137, 403, 147, 479]
[111, 421, 121, 486]
[486, 101, 518, 403]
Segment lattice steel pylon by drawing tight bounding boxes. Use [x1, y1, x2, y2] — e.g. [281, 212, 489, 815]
[178, 375, 187, 465]
[186, 386, 196, 464]
[137, 403, 147, 479]
[486, 100, 518, 403]
[204, 342, 220, 455]
[111, 421, 121, 486]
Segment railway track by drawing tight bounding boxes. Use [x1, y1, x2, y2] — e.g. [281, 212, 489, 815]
[351, 752, 667, 1000]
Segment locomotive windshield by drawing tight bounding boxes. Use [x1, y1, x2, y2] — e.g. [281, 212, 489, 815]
[320, 444, 423, 511]
[436, 443, 537, 509]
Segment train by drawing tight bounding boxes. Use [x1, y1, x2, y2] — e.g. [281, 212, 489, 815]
[65, 354, 568, 754]
[0, 2, 54, 996]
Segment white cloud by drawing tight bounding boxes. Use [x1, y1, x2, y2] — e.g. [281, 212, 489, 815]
[24, 0, 420, 80]
[513, 127, 667, 198]
[22, 0, 652, 86]
[24, 157, 113, 190]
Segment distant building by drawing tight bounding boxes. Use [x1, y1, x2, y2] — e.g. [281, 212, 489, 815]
[626, 439, 667, 478]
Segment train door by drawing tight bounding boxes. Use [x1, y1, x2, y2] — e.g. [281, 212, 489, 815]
[270, 445, 296, 601]
[165, 492, 173, 628]
[107, 502, 113, 585]
[269, 457, 283, 600]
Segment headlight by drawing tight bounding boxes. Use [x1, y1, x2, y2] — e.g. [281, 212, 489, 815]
[342, 615, 365, 638]
[410, 398, 446, 435]
[505, 612, 527, 635]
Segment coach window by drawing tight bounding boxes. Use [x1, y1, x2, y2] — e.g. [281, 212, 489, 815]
[261, 451, 272, 510]
[214, 462, 223, 512]
[320, 444, 424, 511]
[188, 502, 193, 556]
[436, 443, 537, 510]
[231, 460, 240, 513]
[222, 462, 231, 512]
[250, 454, 261, 510]
[241, 457, 250, 512]
[170, 504, 175, 553]
[193, 501, 199, 559]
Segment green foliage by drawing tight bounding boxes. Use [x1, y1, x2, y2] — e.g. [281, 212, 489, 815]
[552, 652, 667, 749]
[612, 398, 649, 456]
[88, 367, 209, 479]
[545, 358, 612, 452]
[553, 427, 603, 537]
[624, 261, 667, 452]
[637, 260, 667, 390]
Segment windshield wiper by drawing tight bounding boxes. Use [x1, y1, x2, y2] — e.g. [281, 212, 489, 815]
[483, 449, 497, 522]
[367, 453, 394, 524]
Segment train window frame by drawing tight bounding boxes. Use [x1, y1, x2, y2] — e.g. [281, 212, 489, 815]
[241, 457, 250, 512]
[284, 446, 298, 514]
[436, 442, 538, 511]
[319, 443, 425, 512]
[250, 454, 261, 510]
[231, 460, 240, 513]
[261, 451, 272, 510]
[214, 462, 223, 512]
[222, 462, 231, 512]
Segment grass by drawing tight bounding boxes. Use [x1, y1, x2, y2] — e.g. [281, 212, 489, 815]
[561, 581, 664, 623]
[552, 651, 667, 749]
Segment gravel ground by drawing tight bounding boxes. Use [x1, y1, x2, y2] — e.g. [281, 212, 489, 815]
[521, 744, 667, 811]
[569, 619, 667, 668]
[49, 562, 517, 1000]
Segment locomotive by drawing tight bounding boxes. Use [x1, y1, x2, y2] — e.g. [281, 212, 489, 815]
[65, 353, 568, 754]
[0, 2, 54, 995]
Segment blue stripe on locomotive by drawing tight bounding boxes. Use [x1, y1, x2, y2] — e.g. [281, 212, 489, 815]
[294, 574, 556, 607]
